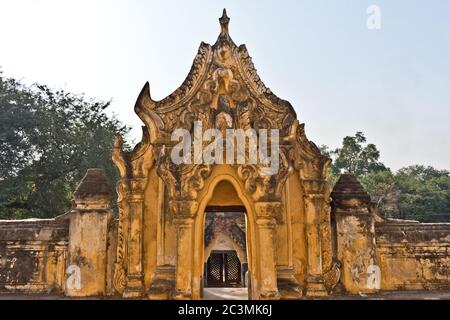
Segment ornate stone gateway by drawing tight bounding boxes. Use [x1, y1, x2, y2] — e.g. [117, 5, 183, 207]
[111, 9, 339, 300]
[1, 9, 449, 300]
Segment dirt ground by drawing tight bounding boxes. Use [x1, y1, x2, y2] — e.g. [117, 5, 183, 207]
[1, 289, 450, 300]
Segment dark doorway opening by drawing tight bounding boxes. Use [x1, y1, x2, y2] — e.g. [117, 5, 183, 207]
[205, 250, 242, 287]
[201, 199, 249, 299]
[203, 206, 248, 290]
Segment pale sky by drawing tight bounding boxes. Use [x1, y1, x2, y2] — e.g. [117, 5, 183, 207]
[1, 0, 449, 171]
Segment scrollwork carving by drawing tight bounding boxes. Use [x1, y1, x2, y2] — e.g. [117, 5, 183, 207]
[111, 126, 154, 295]
[237, 146, 291, 203]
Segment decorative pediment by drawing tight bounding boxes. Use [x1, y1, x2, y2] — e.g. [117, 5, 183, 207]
[118, 9, 332, 205]
[134, 9, 297, 143]
[113, 9, 331, 206]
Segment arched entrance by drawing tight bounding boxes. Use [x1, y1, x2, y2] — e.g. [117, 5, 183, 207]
[203, 209, 247, 287]
[192, 175, 258, 299]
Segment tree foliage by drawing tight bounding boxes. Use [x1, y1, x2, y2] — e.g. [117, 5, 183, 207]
[322, 132, 450, 222]
[329, 132, 386, 177]
[0, 72, 129, 219]
[394, 165, 450, 221]
[359, 170, 401, 218]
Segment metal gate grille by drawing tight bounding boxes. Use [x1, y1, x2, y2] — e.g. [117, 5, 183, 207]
[206, 251, 242, 287]
[206, 252, 223, 286]
[225, 251, 241, 285]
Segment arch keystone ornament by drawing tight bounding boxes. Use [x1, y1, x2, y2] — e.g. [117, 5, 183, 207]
[112, 9, 338, 299]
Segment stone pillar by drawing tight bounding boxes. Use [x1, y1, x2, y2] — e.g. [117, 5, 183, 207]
[172, 200, 197, 299]
[331, 174, 380, 294]
[64, 168, 112, 297]
[302, 179, 328, 297]
[254, 202, 281, 300]
[123, 178, 146, 298]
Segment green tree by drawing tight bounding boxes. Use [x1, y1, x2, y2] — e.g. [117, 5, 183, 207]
[321, 132, 450, 222]
[318, 144, 340, 186]
[0, 72, 129, 219]
[320, 132, 387, 186]
[330, 131, 386, 177]
[360, 170, 402, 219]
[394, 165, 450, 222]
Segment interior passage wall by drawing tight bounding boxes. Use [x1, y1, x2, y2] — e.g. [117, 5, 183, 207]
[0, 219, 69, 293]
[376, 221, 450, 290]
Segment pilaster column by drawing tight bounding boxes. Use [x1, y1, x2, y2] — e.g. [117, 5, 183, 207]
[254, 202, 281, 300]
[171, 200, 198, 300]
[302, 179, 328, 297]
[123, 178, 146, 298]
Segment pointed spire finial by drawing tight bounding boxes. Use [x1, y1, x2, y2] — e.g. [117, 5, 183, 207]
[219, 8, 230, 35]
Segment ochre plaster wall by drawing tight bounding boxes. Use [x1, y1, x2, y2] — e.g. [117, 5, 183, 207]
[376, 221, 450, 290]
[0, 219, 68, 293]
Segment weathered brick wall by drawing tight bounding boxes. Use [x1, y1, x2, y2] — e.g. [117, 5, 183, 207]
[0, 219, 69, 293]
[376, 220, 450, 290]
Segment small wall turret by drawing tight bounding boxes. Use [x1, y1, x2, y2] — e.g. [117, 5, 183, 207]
[331, 174, 380, 294]
[63, 168, 113, 297]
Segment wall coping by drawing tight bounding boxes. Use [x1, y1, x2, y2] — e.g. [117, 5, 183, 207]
[0, 218, 69, 242]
